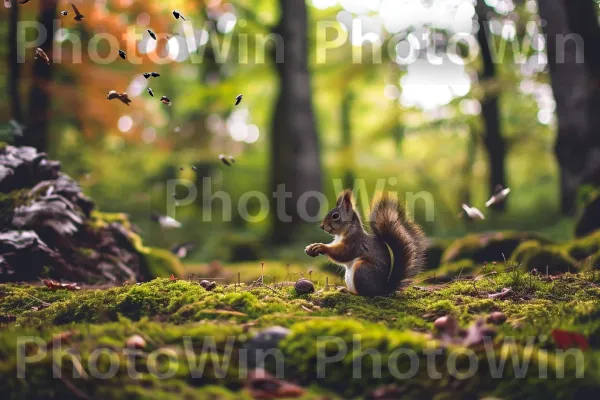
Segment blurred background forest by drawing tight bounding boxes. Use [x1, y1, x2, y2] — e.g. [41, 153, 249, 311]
[2, 0, 600, 266]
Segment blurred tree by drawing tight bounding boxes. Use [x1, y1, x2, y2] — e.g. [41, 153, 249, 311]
[270, 0, 322, 244]
[19, 0, 58, 152]
[8, 0, 23, 124]
[476, 2, 507, 210]
[538, 0, 600, 214]
[340, 87, 354, 188]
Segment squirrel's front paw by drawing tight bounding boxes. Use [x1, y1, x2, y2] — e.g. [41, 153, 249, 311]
[305, 243, 325, 257]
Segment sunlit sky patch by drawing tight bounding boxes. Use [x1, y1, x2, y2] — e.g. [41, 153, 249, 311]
[314, 0, 482, 110]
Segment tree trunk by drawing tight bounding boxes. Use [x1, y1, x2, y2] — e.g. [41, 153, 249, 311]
[341, 88, 354, 189]
[459, 123, 478, 207]
[20, 0, 58, 152]
[270, 0, 322, 244]
[8, 0, 23, 123]
[538, 0, 600, 215]
[476, 4, 507, 210]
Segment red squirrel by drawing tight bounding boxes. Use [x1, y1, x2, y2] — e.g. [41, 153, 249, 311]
[305, 190, 426, 296]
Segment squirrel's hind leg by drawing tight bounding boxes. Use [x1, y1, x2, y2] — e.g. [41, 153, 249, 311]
[351, 260, 388, 297]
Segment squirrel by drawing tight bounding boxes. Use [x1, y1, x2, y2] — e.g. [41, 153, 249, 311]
[305, 190, 426, 297]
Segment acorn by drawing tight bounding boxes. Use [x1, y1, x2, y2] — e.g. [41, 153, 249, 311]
[294, 278, 314, 295]
[200, 280, 217, 291]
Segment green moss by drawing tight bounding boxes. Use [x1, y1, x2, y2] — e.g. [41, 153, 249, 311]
[442, 231, 552, 264]
[142, 247, 184, 279]
[420, 259, 479, 283]
[89, 211, 132, 230]
[510, 241, 578, 274]
[0, 189, 28, 225]
[3, 271, 600, 399]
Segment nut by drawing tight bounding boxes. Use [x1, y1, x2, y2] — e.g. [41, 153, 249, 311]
[294, 278, 314, 295]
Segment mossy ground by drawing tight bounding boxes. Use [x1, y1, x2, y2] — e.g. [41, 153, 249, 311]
[2, 268, 600, 399]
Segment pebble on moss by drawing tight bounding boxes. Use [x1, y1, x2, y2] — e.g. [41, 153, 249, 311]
[200, 280, 217, 291]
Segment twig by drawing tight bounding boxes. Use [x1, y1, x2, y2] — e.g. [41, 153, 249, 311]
[261, 283, 282, 295]
[57, 372, 90, 400]
[23, 293, 51, 307]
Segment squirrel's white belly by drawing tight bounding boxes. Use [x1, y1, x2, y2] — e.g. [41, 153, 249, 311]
[344, 259, 359, 294]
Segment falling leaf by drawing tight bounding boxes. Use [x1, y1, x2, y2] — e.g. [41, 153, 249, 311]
[72, 4, 84, 21]
[173, 10, 186, 21]
[35, 48, 50, 65]
[169, 274, 178, 281]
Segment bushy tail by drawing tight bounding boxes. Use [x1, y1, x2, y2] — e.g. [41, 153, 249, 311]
[369, 194, 426, 292]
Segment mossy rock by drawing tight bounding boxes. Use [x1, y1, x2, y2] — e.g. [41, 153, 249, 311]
[510, 241, 578, 274]
[91, 211, 183, 279]
[421, 259, 478, 283]
[213, 234, 265, 262]
[566, 231, 600, 261]
[442, 231, 553, 264]
[575, 193, 600, 237]
[423, 238, 453, 270]
[0, 189, 28, 226]
[142, 247, 184, 278]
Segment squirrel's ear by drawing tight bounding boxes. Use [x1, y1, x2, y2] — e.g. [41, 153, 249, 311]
[337, 190, 354, 212]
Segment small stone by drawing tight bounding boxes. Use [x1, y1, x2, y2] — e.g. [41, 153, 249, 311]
[245, 327, 291, 368]
[433, 315, 458, 336]
[294, 278, 314, 295]
[126, 334, 146, 349]
[486, 311, 507, 325]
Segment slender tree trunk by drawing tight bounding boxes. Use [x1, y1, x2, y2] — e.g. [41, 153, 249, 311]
[8, 0, 23, 123]
[341, 88, 354, 189]
[459, 123, 478, 207]
[20, 0, 58, 152]
[270, 0, 322, 244]
[476, 4, 507, 210]
[537, 0, 600, 214]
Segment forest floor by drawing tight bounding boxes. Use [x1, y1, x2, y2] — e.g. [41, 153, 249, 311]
[2, 264, 600, 399]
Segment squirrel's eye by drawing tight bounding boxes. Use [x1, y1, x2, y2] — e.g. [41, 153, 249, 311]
[332, 212, 340, 220]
